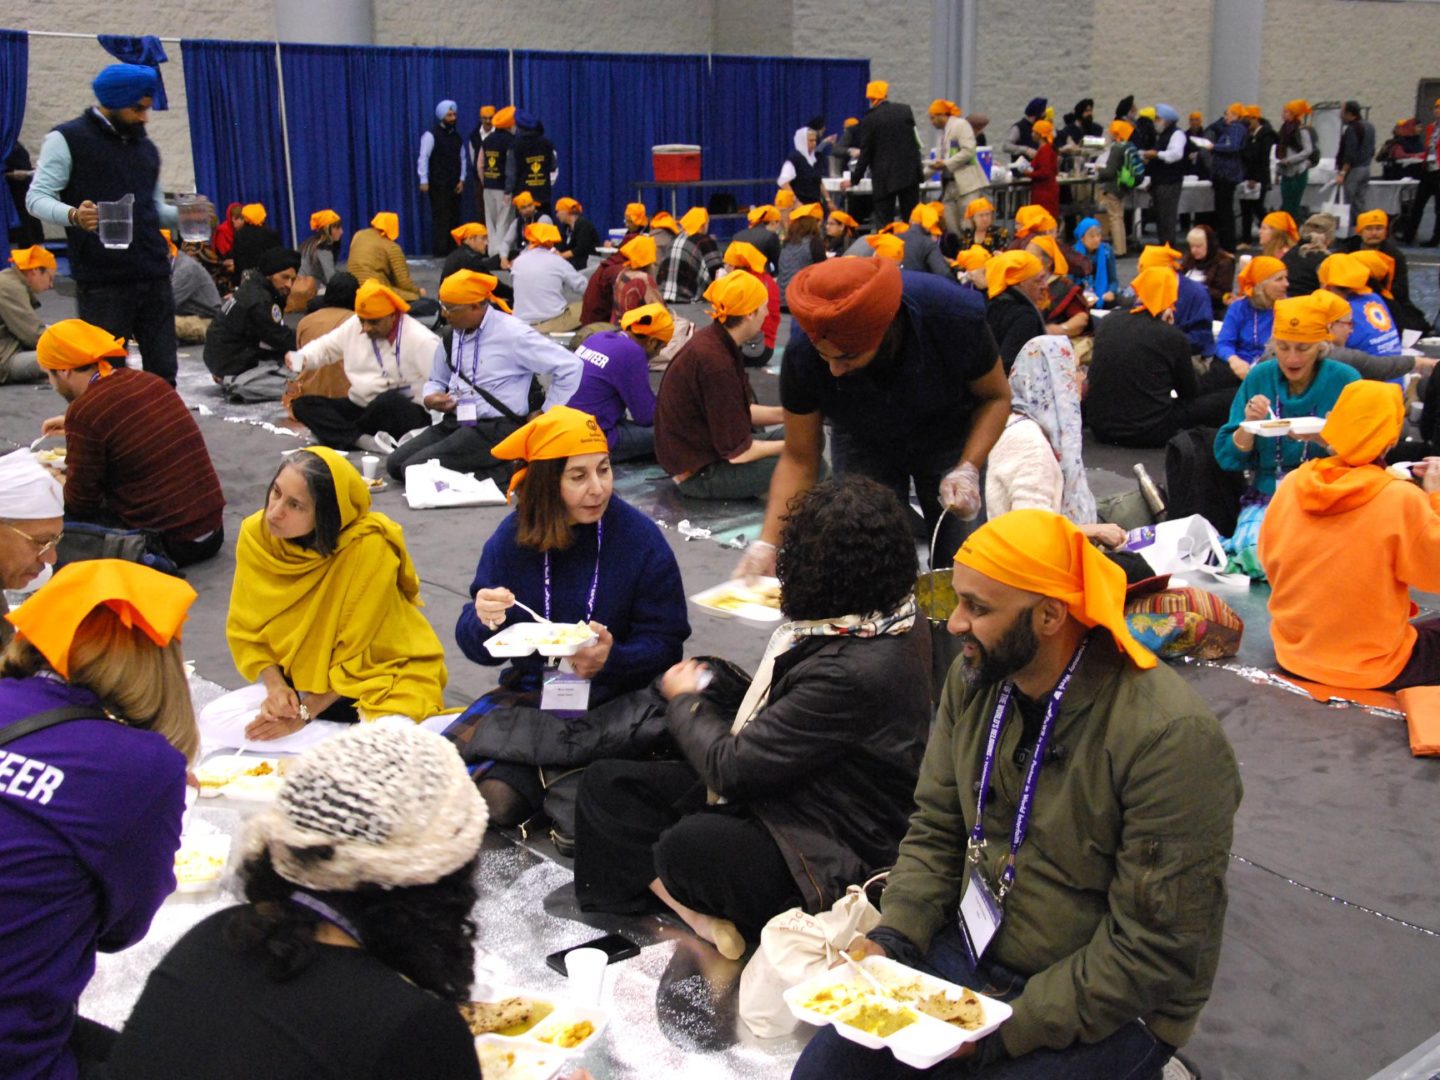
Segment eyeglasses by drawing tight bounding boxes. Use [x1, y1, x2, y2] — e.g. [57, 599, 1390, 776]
[2, 522, 63, 556]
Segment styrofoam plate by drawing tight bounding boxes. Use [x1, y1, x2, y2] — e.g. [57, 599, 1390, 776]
[689, 577, 783, 624]
[484, 621, 597, 658]
[1240, 416, 1325, 437]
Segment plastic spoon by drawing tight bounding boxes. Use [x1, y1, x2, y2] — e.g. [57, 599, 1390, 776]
[509, 598, 553, 625]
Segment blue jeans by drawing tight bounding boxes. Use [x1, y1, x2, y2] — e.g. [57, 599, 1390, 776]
[607, 420, 655, 462]
[790, 925, 1175, 1080]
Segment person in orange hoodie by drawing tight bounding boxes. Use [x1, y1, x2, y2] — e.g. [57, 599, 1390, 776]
[1259, 376, 1440, 689]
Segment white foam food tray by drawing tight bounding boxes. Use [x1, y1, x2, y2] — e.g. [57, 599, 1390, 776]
[689, 576, 783, 624]
[1240, 416, 1325, 437]
[484, 621, 598, 658]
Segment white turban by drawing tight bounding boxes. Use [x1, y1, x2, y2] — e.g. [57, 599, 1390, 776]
[0, 449, 65, 520]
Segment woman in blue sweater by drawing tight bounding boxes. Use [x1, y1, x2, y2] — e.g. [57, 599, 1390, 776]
[1216, 255, 1288, 381]
[451, 406, 690, 825]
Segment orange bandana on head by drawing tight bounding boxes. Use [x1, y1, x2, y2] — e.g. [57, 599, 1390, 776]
[1109, 119, 1135, 142]
[679, 207, 709, 235]
[1130, 266, 1179, 316]
[774, 190, 796, 210]
[1271, 295, 1331, 342]
[5, 559, 197, 679]
[929, 99, 961, 117]
[877, 222, 910, 236]
[524, 222, 561, 247]
[554, 197, 582, 215]
[492, 106, 516, 130]
[1318, 253, 1371, 293]
[1137, 244, 1183, 271]
[1026, 235, 1067, 276]
[512, 191, 537, 211]
[827, 210, 858, 230]
[1237, 255, 1286, 297]
[786, 257, 904, 356]
[952, 245, 992, 272]
[438, 269, 503, 307]
[354, 280, 409, 318]
[1032, 119, 1055, 143]
[908, 203, 943, 236]
[791, 202, 824, 221]
[866, 80, 889, 101]
[370, 212, 399, 241]
[624, 202, 649, 228]
[10, 245, 56, 271]
[649, 211, 679, 234]
[705, 271, 768, 320]
[159, 228, 177, 259]
[490, 405, 609, 501]
[955, 509, 1156, 670]
[865, 234, 906, 261]
[747, 204, 780, 226]
[36, 318, 126, 376]
[1320, 380, 1405, 466]
[1355, 209, 1388, 232]
[240, 203, 267, 226]
[964, 197, 994, 221]
[1349, 249, 1395, 297]
[450, 222, 487, 245]
[1261, 211, 1299, 242]
[620, 235, 658, 270]
[620, 303, 674, 344]
[1307, 287, 1352, 337]
[310, 209, 341, 232]
[985, 250, 1044, 299]
[723, 241, 768, 275]
[1014, 205, 1056, 239]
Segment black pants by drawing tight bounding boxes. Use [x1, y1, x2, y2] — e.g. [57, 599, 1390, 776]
[163, 523, 225, 568]
[1382, 619, 1440, 690]
[429, 183, 461, 256]
[76, 277, 177, 384]
[1404, 170, 1440, 243]
[291, 388, 429, 449]
[573, 759, 802, 937]
[1149, 182, 1182, 248]
[70, 1015, 117, 1079]
[385, 414, 518, 481]
[870, 185, 920, 232]
[1239, 181, 1270, 242]
[1211, 179, 1238, 253]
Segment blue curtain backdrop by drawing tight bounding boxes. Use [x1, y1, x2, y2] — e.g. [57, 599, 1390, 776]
[181, 40, 293, 243]
[1, 30, 28, 231]
[279, 44, 508, 254]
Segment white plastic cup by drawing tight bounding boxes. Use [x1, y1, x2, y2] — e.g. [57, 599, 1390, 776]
[563, 947, 608, 1005]
[360, 454, 380, 480]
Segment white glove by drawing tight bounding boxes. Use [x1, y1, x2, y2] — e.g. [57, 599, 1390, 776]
[284, 351, 303, 373]
[733, 540, 777, 582]
[939, 462, 982, 521]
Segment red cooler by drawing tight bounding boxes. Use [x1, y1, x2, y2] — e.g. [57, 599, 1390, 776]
[653, 144, 701, 182]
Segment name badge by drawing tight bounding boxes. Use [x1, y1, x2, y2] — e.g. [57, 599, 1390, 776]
[456, 398, 479, 426]
[958, 866, 1003, 965]
[541, 670, 591, 714]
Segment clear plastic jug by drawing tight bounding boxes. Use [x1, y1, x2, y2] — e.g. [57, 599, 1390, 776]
[97, 193, 134, 250]
[175, 193, 211, 243]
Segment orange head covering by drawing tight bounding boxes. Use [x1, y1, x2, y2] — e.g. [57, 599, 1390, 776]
[1307, 287, 1353, 336]
[10, 245, 57, 272]
[492, 106, 516, 130]
[787, 257, 904, 356]
[1109, 119, 1135, 141]
[1137, 244, 1183, 270]
[1243, 105, 1262, 120]
[480, 105, 496, 119]
[240, 203, 267, 226]
[865, 234, 906, 261]
[1226, 101, 1245, 117]
[649, 211, 679, 234]
[679, 207, 709, 235]
[908, 203, 943, 236]
[964, 197, 994, 221]
[1349, 249, 1395, 296]
[774, 190, 797, 210]
[554, 197, 582, 214]
[1272, 295, 1332, 342]
[791, 202, 824, 221]
[1014, 205, 1056, 239]
[1026, 234, 1068, 276]
[748, 204, 780, 226]
[1320, 381, 1405, 466]
[620, 234, 658, 270]
[1261, 211, 1299, 242]
[844, 117, 859, 128]
[705, 271, 768, 320]
[512, 191, 537, 210]
[1318, 253, 1371, 293]
[827, 210, 858, 230]
[866, 80, 889, 101]
[36, 319, 126, 376]
[928, 99, 961, 117]
[450, 222, 488, 245]
[986, 250, 1044, 299]
[624, 202, 649, 228]
[524, 222, 561, 247]
[1032, 119, 1055, 143]
[723, 240, 768, 275]
[1130, 266, 1179, 316]
[491, 405, 609, 501]
[619, 303, 675, 344]
[5, 560, 197, 679]
[370, 212, 399, 241]
[877, 222, 910, 236]
[1237, 255, 1286, 297]
[309, 209, 341, 232]
[955, 509, 1155, 670]
[159, 228, 177, 258]
[1284, 99, 1311, 118]
[354, 280, 410, 318]
[1355, 209, 1388, 232]
[952, 245, 992, 272]
[438, 269, 505, 308]
[1188, 110, 1204, 126]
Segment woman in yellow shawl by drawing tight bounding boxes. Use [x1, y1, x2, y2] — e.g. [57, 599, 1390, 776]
[198, 447, 448, 750]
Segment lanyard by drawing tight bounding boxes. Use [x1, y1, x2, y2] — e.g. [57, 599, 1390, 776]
[1270, 396, 1312, 478]
[967, 639, 1088, 901]
[290, 890, 363, 944]
[370, 317, 404, 380]
[542, 519, 603, 623]
[457, 325, 484, 388]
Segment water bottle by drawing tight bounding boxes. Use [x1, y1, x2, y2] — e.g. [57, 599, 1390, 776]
[1134, 463, 1167, 521]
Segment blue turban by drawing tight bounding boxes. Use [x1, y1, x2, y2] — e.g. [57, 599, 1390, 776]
[1155, 103, 1180, 124]
[1025, 97, 1048, 118]
[1075, 217, 1102, 241]
[92, 63, 158, 110]
[435, 99, 457, 121]
[515, 109, 538, 131]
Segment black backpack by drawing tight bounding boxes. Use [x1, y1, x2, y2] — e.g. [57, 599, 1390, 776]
[1301, 124, 1321, 167]
[1164, 426, 1245, 536]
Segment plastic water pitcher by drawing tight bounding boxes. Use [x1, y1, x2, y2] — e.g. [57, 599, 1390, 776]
[175, 194, 211, 243]
[97, 193, 134, 250]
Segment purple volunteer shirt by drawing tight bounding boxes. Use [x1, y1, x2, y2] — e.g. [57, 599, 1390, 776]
[565, 331, 657, 441]
[0, 675, 186, 1080]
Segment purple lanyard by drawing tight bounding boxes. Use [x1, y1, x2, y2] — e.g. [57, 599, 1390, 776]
[968, 639, 1088, 901]
[459, 325, 484, 388]
[370, 318, 404, 380]
[290, 890, 363, 944]
[542, 519, 603, 623]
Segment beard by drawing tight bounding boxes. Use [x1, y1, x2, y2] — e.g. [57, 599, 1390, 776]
[957, 605, 1041, 687]
[111, 117, 147, 139]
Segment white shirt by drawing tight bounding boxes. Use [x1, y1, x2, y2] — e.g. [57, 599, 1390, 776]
[291, 314, 443, 407]
[509, 247, 588, 323]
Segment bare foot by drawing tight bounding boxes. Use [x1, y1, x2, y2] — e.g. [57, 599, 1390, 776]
[649, 878, 747, 959]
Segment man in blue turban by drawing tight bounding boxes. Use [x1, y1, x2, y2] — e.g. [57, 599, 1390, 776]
[23, 64, 182, 384]
[418, 98, 467, 256]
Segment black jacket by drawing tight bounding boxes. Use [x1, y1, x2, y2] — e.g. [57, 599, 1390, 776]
[852, 101, 924, 198]
[1085, 308, 1197, 446]
[985, 288, 1046, 371]
[730, 226, 782, 272]
[561, 215, 601, 270]
[1242, 121, 1278, 184]
[202, 274, 295, 378]
[666, 628, 931, 912]
[1339, 236, 1429, 333]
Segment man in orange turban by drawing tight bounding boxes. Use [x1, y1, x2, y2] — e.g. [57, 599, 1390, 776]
[808, 506, 1240, 1079]
[657, 208, 724, 304]
[983, 250, 1047, 367]
[446, 221, 505, 287]
[734, 256, 1009, 577]
[2, 246, 57, 383]
[473, 104, 517, 244]
[1343, 206, 1429, 334]
[842, 76, 924, 232]
[928, 97, 988, 236]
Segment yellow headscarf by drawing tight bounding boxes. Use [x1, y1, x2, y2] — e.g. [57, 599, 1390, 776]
[36, 318, 126, 376]
[1237, 255, 1286, 298]
[227, 447, 448, 720]
[791, 202, 824, 221]
[1261, 211, 1299, 242]
[866, 80, 889, 101]
[1318, 252, 1370, 293]
[679, 207, 710, 235]
[554, 197, 582, 214]
[705, 270, 768, 319]
[964, 197, 994, 220]
[1032, 119, 1055, 143]
[491, 405, 610, 500]
[928, 99, 961, 117]
[908, 203, 943, 236]
[1026, 234, 1067, 276]
[952, 245, 992, 272]
[1294, 381, 1406, 509]
[650, 211, 679, 234]
[1285, 99, 1311, 119]
[865, 234, 906, 261]
[1109, 119, 1134, 142]
[450, 222, 487, 245]
[624, 202, 649, 228]
[748, 204, 780, 226]
[723, 241, 768, 275]
[354, 280, 409, 318]
[828, 210, 859, 230]
[512, 191, 537, 210]
[438, 269, 506, 308]
[524, 222, 562, 247]
[1355, 209, 1388, 232]
[620, 234, 658, 270]
[955, 508, 1156, 670]
[986, 250, 1044, 299]
[1137, 244, 1182, 270]
[310, 209, 341, 232]
[774, 190, 796, 210]
[10, 245, 56, 271]
[1014, 205, 1056, 239]
[370, 212, 399, 242]
[1130, 266, 1179, 316]
[620, 303, 675, 344]
[241, 203, 267, 226]
[1271, 296, 1332, 342]
[1349, 249, 1396, 297]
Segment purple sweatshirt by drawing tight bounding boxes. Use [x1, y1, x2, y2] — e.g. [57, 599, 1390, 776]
[0, 676, 186, 1080]
[565, 331, 657, 441]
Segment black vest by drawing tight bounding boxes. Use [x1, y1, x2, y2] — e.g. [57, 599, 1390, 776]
[1147, 129, 1187, 184]
[1015, 117, 1036, 149]
[480, 129, 513, 189]
[511, 133, 555, 204]
[56, 110, 169, 284]
[429, 122, 463, 187]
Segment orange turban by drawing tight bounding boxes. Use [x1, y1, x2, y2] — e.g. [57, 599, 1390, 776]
[1272, 295, 1331, 342]
[1318, 253, 1371, 293]
[354, 280, 410, 318]
[791, 202, 824, 221]
[491, 405, 609, 500]
[36, 319, 126, 376]
[705, 271, 768, 319]
[480, 105, 496, 119]
[787, 257, 904, 356]
[492, 106, 516, 129]
[450, 222, 488, 245]
[723, 240, 768, 275]
[370, 212, 399, 241]
[1032, 119, 1055, 143]
[1130, 266, 1179, 316]
[1349, 249, 1395, 296]
[1188, 111, 1203, 126]
[866, 80, 889, 101]
[512, 191, 537, 210]
[438, 270, 504, 307]
[619, 303, 675, 344]
[1026, 235, 1068, 276]
[620, 235, 658, 269]
[1137, 244, 1182, 270]
[310, 209, 340, 232]
[1243, 105, 1262, 119]
[827, 210, 858, 230]
[650, 211, 679, 234]
[1284, 99, 1311, 118]
[986, 250, 1044, 299]
[1014, 205, 1056, 239]
[952, 245, 992, 272]
[625, 202, 649, 227]
[964, 197, 994, 220]
[748, 204, 780, 226]
[1355, 209, 1388, 231]
[1237, 255, 1286, 297]
[679, 207, 709, 235]
[929, 99, 961, 117]
[1109, 119, 1134, 142]
[908, 203, 943, 236]
[865, 234, 906, 261]
[1319, 380, 1405, 467]
[1227, 102, 1246, 116]
[844, 117, 859, 128]
[775, 190, 796, 209]
[955, 509, 1155, 670]
[878, 222, 910, 236]
[1307, 287, 1352, 334]
[5, 560, 197, 679]
[11, 245, 57, 271]
[1261, 211, 1299, 242]
[524, 222, 561, 247]
[240, 203, 267, 226]
[554, 197, 582, 214]
[159, 228, 177, 258]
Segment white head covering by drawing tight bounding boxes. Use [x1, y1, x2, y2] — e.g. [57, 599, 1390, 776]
[1009, 336, 1098, 525]
[0, 449, 64, 520]
[792, 125, 817, 166]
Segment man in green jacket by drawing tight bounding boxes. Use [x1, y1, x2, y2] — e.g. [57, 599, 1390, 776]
[0, 245, 55, 384]
[791, 508, 1242, 1079]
